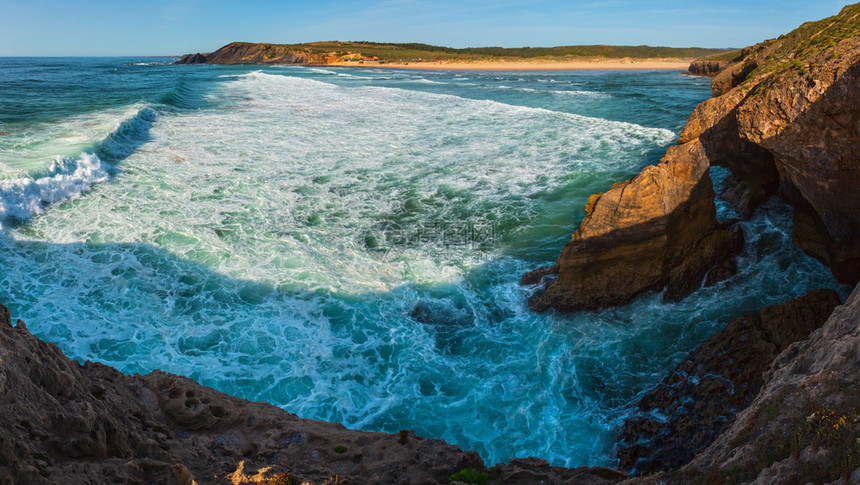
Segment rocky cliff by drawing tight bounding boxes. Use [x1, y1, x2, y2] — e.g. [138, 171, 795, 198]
[686, 58, 736, 76]
[616, 289, 842, 474]
[692, 7, 860, 283]
[525, 3, 860, 312]
[523, 139, 744, 312]
[177, 43, 336, 65]
[630, 282, 860, 484]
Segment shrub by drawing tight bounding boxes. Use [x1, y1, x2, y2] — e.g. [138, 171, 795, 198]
[448, 467, 490, 485]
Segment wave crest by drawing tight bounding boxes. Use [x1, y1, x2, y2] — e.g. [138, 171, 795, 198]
[0, 106, 156, 228]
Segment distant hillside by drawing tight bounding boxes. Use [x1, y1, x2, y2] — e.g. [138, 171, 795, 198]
[177, 41, 732, 65]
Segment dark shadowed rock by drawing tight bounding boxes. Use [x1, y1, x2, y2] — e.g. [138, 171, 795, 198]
[493, 458, 625, 484]
[686, 59, 734, 77]
[616, 289, 841, 474]
[177, 53, 208, 64]
[657, 283, 860, 485]
[0, 303, 9, 327]
[719, 173, 768, 219]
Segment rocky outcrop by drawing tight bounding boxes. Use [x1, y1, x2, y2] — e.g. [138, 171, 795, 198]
[525, 4, 860, 311]
[686, 58, 735, 77]
[0, 302, 622, 485]
[616, 289, 841, 474]
[176, 42, 334, 65]
[523, 135, 744, 312]
[719, 173, 769, 219]
[699, 9, 860, 282]
[697, 6, 860, 283]
[178, 53, 207, 64]
[638, 283, 860, 484]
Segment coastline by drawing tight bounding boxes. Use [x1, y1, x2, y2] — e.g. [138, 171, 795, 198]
[5, 5, 859, 482]
[320, 59, 691, 70]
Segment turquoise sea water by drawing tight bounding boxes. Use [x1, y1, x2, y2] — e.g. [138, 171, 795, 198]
[0, 58, 848, 467]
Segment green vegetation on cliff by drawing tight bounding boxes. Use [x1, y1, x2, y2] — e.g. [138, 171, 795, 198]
[735, 3, 860, 86]
[205, 41, 730, 62]
[696, 48, 743, 62]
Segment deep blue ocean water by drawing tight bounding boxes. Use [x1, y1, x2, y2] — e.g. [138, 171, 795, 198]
[0, 57, 848, 467]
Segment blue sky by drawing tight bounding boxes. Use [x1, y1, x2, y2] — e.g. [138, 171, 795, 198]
[0, 0, 849, 56]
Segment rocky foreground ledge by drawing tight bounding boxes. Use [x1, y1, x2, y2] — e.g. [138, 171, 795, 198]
[0, 302, 625, 485]
[633, 283, 860, 484]
[2, 285, 858, 484]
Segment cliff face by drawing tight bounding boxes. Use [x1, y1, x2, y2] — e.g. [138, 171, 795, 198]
[653, 283, 860, 484]
[177, 42, 335, 65]
[616, 289, 842, 474]
[523, 139, 743, 312]
[525, 4, 860, 312]
[693, 5, 860, 282]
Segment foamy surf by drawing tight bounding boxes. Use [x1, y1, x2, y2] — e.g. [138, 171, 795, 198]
[0, 59, 848, 469]
[0, 105, 156, 228]
[0, 153, 107, 226]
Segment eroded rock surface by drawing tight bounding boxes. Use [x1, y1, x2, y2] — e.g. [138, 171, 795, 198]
[525, 4, 860, 311]
[524, 139, 744, 312]
[629, 283, 860, 484]
[0, 302, 486, 484]
[616, 289, 841, 474]
[691, 6, 860, 282]
[686, 58, 735, 77]
[0, 302, 624, 485]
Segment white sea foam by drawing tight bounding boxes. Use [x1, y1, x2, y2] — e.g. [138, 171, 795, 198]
[3, 68, 845, 469]
[499, 85, 609, 97]
[0, 105, 154, 227]
[307, 67, 351, 77]
[408, 77, 448, 84]
[0, 153, 108, 226]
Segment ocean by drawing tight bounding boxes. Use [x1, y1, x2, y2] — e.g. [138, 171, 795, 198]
[0, 57, 847, 467]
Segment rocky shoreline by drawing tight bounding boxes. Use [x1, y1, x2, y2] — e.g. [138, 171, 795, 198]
[1, 285, 856, 484]
[3, 4, 859, 485]
[522, 3, 860, 483]
[0, 303, 626, 485]
[616, 289, 843, 474]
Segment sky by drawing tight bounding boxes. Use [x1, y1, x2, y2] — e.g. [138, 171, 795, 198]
[0, 0, 850, 56]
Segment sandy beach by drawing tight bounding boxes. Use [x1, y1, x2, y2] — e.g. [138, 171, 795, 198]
[324, 58, 692, 70]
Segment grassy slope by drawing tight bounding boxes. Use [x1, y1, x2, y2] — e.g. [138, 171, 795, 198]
[692, 3, 860, 74]
[696, 49, 743, 62]
[747, 3, 860, 77]
[224, 41, 731, 62]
